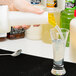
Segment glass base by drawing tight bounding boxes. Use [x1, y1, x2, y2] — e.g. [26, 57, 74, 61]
[51, 68, 66, 75]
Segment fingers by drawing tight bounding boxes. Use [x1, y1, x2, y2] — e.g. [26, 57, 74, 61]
[13, 0, 44, 14]
[25, 5, 44, 14]
[22, 25, 31, 29]
[13, 25, 30, 30]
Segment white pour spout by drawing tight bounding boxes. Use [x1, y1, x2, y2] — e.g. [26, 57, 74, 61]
[0, 5, 48, 33]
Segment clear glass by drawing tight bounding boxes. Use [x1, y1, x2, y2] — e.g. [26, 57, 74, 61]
[50, 28, 69, 75]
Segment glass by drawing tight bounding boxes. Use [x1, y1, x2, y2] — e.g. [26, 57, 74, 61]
[50, 28, 69, 75]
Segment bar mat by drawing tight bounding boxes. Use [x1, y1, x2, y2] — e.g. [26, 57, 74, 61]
[0, 49, 76, 76]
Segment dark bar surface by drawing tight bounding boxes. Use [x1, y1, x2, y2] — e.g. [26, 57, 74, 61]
[0, 49, 76, 76]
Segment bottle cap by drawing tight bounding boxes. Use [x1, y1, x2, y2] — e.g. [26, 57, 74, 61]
[74, 10, 76, 17]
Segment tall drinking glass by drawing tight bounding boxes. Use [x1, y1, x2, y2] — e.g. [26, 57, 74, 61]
[50, 28, 69, 75]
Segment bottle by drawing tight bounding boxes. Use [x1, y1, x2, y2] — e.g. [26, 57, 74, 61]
[0, 5, 11, 34]
[60, 0, 75, 47]
[46, 0, 57, 8]
[7, 26, 25, 39]
[42, 0, 61, 44]
[70, 10, 76, 61]
[31, 0, 41, 4]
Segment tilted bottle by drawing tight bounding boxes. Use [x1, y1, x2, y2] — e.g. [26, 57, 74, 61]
[42, 0, 62, 44]
[70, 9, 76, 61]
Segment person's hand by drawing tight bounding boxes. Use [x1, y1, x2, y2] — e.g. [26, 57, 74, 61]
[10, 0, 44, 14]
[9, 0, 44, 29]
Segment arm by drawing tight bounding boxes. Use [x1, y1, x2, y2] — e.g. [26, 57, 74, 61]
[0, 0, 44, 14]
[0, 0, 13, 5]
[0, 0, 14, 10]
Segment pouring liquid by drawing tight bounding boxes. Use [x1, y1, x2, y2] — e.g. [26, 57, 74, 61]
[48, 12, 64, 41]
[41, 12, 60, 44]
[42, 0, 64, 44]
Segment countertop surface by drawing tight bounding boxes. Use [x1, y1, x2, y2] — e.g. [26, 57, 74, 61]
[0, 38, 75, 63]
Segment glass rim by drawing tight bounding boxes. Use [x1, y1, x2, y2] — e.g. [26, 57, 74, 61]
[50, 28, 69, 33]
[60, 28, 69, 32]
